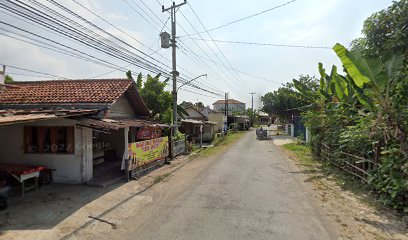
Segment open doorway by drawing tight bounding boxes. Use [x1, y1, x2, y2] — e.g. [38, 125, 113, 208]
[92, 129, 124, 179]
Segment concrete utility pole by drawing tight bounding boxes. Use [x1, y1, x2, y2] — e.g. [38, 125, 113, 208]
[162, 0, 187, 136]
[249, 92, 255, 112]
[0, 65, 6, 85]
[224, 92, 229, 134]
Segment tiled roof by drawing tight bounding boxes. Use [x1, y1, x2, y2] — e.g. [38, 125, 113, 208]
[0, 79, 133, 105]
[213, 99, 244, 105]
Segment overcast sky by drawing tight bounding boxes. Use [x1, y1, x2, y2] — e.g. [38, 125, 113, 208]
[0, 0, 393, 109]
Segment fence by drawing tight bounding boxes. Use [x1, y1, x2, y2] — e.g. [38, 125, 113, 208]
[171, 139, 186, 158]
[320, 143, 379, 182]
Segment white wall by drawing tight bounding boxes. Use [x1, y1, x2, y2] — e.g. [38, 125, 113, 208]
[0, 118, 93, 184]
[208, 113, 223, 133]
[213, 103, 246, 112]
[185, 107, 205, 120]
[107, 95, 136, 119]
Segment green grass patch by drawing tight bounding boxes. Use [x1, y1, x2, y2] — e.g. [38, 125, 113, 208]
[199, 131, 246, 156]
[282, 143, 381, 209]
[282, 143, 316, 167]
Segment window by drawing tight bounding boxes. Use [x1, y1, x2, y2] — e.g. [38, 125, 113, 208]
[24, 126, 74, 154]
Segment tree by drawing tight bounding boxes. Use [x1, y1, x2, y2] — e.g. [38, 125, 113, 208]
[126, 71, 188, 124]
[4, 75, 13, 84]
[180, 101, 193, 109]
[138, 73, 172, 122]
[294, 43, 407, 211]
[194, 102, 204, 109]
[126, 70, 142, 90]
[261, 75, 319, 122]
[351, 0, 408, 59]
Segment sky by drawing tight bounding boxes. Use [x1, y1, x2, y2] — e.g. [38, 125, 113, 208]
[0, 0, 394, 110]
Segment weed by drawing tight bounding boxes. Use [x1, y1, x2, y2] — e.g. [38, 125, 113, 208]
[153, 173, 171, 184]
[283, 143, 315, 167]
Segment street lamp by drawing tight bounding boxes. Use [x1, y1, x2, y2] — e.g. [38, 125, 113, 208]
[177, 74, 207, 92]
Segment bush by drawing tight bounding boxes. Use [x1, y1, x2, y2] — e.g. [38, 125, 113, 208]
[370, 146, 408, 212]
[173, 131, 185, 141]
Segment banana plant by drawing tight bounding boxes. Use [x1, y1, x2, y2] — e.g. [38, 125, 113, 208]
[334, 43, 406, 145]
[333, 43, 405, 113]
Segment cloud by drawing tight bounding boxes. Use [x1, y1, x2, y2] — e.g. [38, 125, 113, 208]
[0, 36, 68, 80]
[106, 12, 129, 22]
[261, 0, 341, 44]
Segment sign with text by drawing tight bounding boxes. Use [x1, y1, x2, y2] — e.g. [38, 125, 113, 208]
[136, 126, 162, 140]
[128, 137, 169, 167]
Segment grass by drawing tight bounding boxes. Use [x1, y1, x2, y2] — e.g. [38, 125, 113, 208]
[153, 173, 171, 184]
[282, 142, 382, 209]
[282, 143, 316, 167]
[197, 131, 246, 156]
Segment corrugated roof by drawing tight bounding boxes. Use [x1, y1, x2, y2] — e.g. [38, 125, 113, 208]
[76, 118, 168, 131]
[0, 109, 99, 126]
[181, 119, 217, 125]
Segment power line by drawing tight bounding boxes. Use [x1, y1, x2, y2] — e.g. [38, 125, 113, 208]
[185, 38, 331, 49]
[73, 0, 169, 63]
[186, 2, 253, 91]
[3, 0, 166, 74]
[178, 10, 247, 94]
[179, 46, 283, 85]
[6, 72, 53, 78]
[1, 63, 69, 79]
[121, 0, 162, 31]
[2, 0, 218, 95]
[72, 0, 165, 55]
[136, 0, 168, 30]
[177, 41, 228, 93]
[72, 0, 221, 93]
[171, 85, 221, 99]
[0, 28, 131, 73]
[175, 21, 238, 92]
[1, 0, 222, 95]
[181, 0, 296, 37]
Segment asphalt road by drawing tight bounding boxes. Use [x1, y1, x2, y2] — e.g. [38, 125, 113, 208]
[123, 130, 337, 240]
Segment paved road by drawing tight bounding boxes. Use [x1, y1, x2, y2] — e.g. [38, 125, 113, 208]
[126, 131, 337, 240]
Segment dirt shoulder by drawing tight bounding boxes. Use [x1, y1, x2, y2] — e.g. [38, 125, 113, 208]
[278, 143, 408, 240]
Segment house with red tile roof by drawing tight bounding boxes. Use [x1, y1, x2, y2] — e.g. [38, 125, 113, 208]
[0, 79, 168, 187]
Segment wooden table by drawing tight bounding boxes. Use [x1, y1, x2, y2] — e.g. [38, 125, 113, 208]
[0, 163, 45, 196]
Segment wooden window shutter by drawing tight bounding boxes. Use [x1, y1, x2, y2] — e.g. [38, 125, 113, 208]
[66, 127, 75, 154]
[50, 127, 58, 153]
[37, 126, 45, 153]
[24, 126, 32, 153]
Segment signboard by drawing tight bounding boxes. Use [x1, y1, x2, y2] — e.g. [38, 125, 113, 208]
[128, 137, 169, 167]
[136, 126, 161, 140]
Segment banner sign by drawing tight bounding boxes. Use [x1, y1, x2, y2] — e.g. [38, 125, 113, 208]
[136, 126, 162, 140]
[128, 137, 169, 167]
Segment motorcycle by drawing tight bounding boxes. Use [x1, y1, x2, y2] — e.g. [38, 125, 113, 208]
[256, 128, 268, 140]
[0, 179, 10, 211]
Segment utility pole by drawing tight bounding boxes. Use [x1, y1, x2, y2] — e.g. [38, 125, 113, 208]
[0, 65, 6, 85]
[249, 92, 255, 112]
[249, 92, 256, 127]
[224, 92, 229, 134]
[162, 0, 187, 136]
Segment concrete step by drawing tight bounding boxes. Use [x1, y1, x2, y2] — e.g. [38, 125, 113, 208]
[87, 170, 125, 188]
